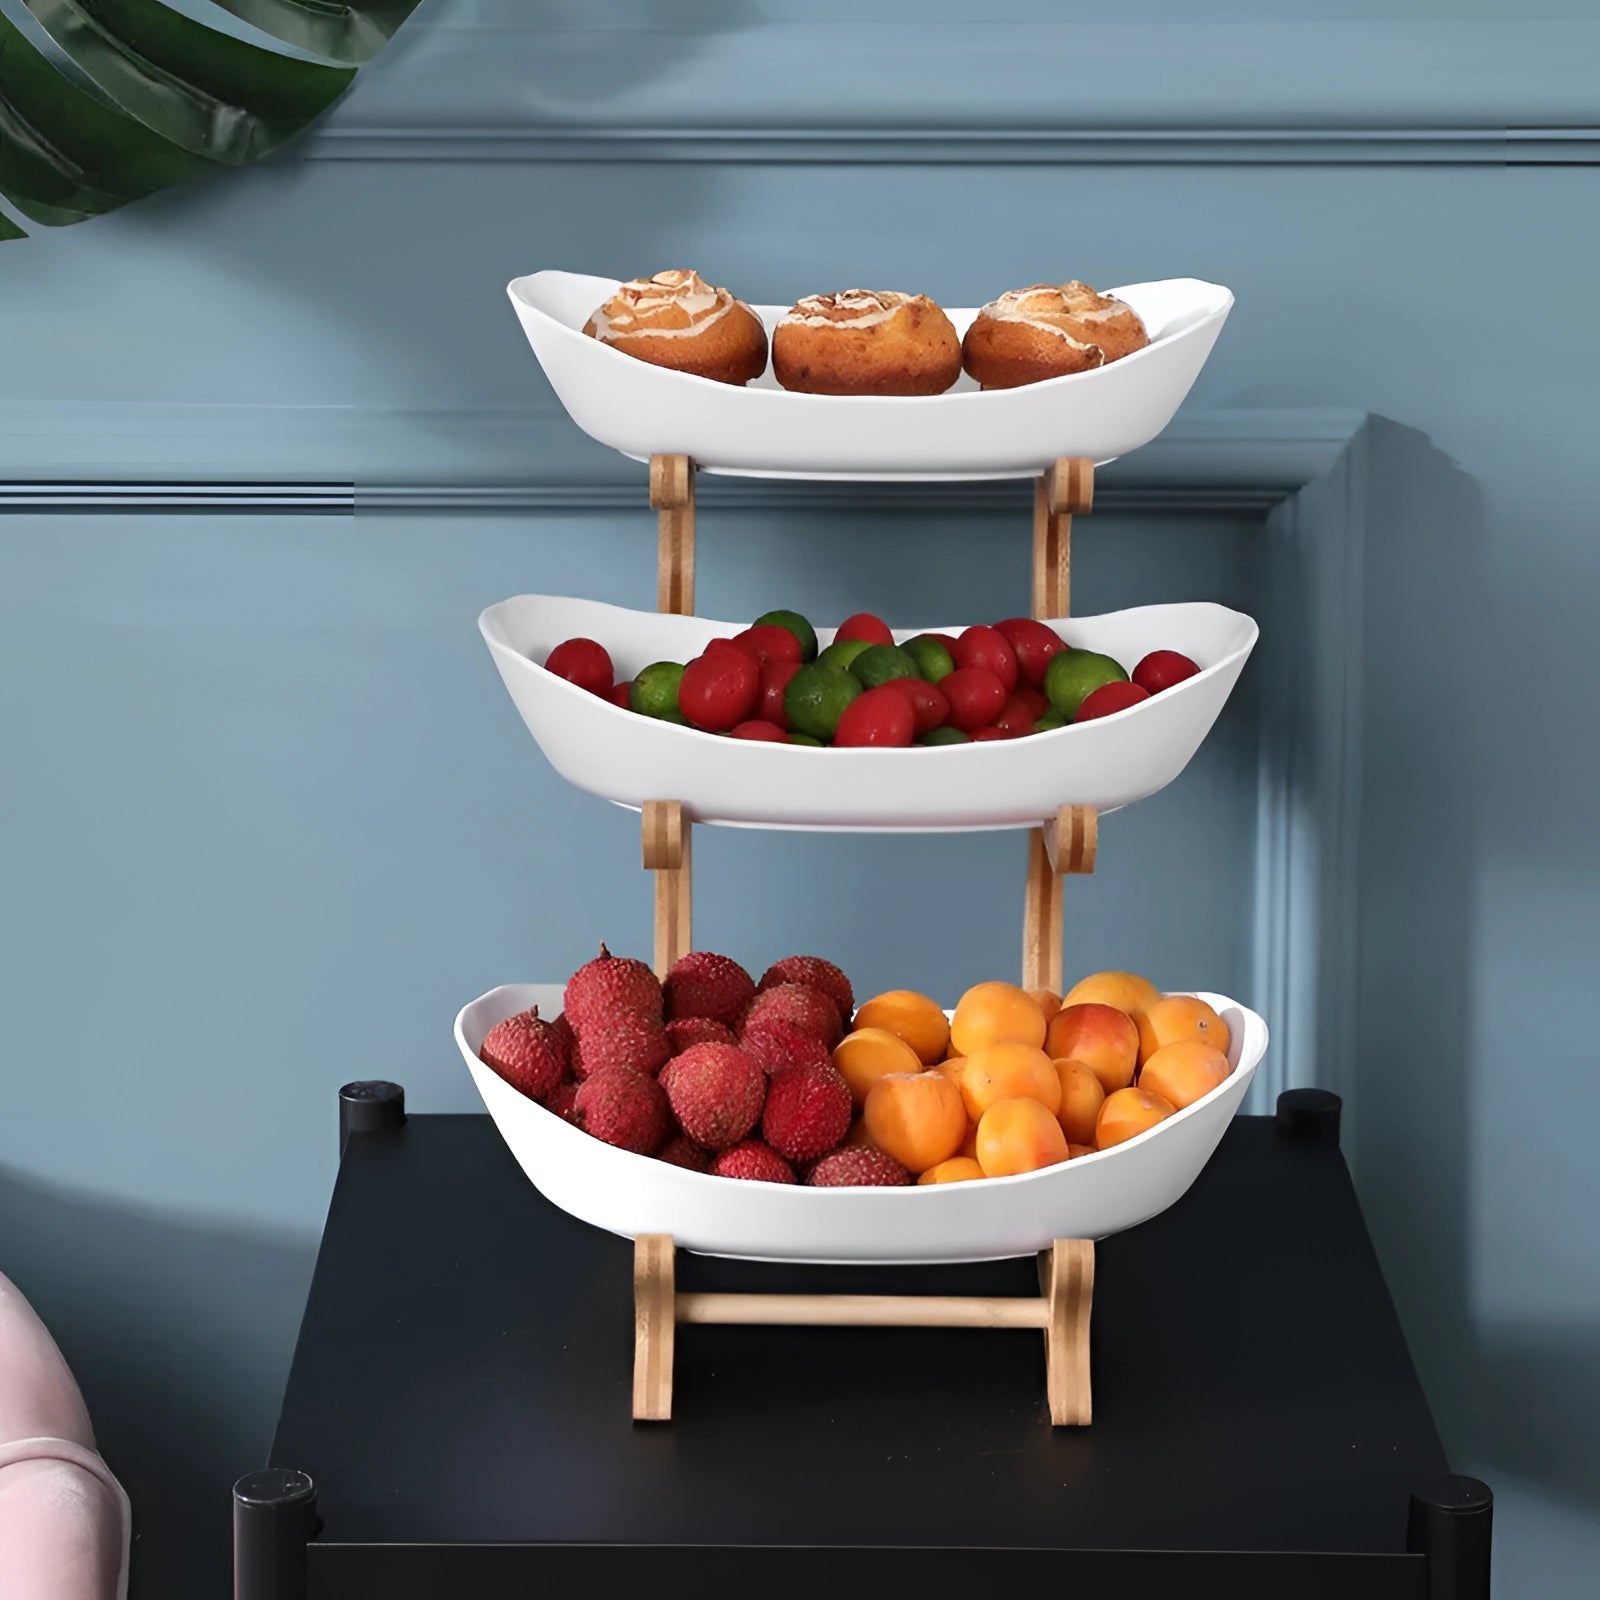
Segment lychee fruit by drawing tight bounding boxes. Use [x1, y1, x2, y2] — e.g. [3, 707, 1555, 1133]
[806, 1147, 912, 1187]
[564, 943, 663, 1031]
[552, 1012, 575, 1052]
[479, 1006, 570, 1102]
[573, 1067, 670, 1155]
[656, 1134, 712, 1173]
[762, 1061, 852, 1164]
[663, 951, 756, 1029]
[757, 957, 855, 1027]
[659, 1043, 766, 1150]
[545, 1080, 580, 1123]
[710, 1140, 796, 1184]
[665, 1016, 737, 1054]
[740, 1016, 832, 1078]
[571, 1011, 671, 1080]
[742, 982, 844, 1048]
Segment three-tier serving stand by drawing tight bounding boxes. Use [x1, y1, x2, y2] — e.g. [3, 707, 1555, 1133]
[619, 450, 1102, 1426]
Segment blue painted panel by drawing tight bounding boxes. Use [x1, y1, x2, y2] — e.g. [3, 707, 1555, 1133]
[0, 503, 1261, 1595]
[340, 1, 1600, 128]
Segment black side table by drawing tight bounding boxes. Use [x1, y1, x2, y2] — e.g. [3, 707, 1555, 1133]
[235, 1083, 1491, 1599]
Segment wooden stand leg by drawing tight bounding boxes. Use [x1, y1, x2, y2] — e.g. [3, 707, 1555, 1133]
[1031, 456, 1093, 622]
[1023, 804, 1098, 993]
[1040, 1238, 1095, 1425]
[641, 801, 691, 979]
[632, 1234, 676, 1421]
[650, 453, 696, 615]
[631, 1234, 1092, 1426]
[1025, 457, 1096, 993]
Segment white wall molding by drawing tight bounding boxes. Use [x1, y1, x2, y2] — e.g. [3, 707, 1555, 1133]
[303, 124, 1600, 167]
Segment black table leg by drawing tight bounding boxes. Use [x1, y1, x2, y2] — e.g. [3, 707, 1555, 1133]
[338, 1080, 405, 1158]
[233, 1468, 317, 1600]
[1409, 1475, 1493, 1599]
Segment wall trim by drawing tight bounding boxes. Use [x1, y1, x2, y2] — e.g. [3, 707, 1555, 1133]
[303, 125, 1600, 167]
[0, 405, 1366, 512]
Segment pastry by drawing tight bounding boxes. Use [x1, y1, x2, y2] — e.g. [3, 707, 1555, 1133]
[583, 269, 768, 385]
[961, 282, 1150, 389]
[772, 290, 961, 396]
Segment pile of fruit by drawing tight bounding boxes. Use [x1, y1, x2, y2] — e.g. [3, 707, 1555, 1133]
[479, 947, 1234, 1186]
[539, 608, 1201, 747]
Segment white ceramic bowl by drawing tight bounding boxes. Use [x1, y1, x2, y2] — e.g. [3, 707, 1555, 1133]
[457, 984, 1265, 1264]
[480, 596, 1257, 831]
[507, 271, 1233, 480]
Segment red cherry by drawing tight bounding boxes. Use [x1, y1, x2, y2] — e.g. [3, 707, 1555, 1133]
[732, 624, 804, 666]
[971, 726, 1012, 742]
[993, 618, 1068, 689]
[1132, 649, 1201, 694]
[835, 612, 894, 647]
[953, 626, 1019, 694]
[832, 686, 916, 747]
[729, 720, 789, 742]
[758, 659, 800, 729]
[678, 648, 760, 732]
[941, 667, 1008, 732]
[994, 695, 1039, 736]
[544, 637, 614, 696]
[1012, 685, 1049, 719]
[1074, 682, 1152, 722]
[883, 676, 950, 736]
[605, 681, 632, 710]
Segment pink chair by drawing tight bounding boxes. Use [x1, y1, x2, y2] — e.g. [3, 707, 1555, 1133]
[0, 1273, 130, 1600]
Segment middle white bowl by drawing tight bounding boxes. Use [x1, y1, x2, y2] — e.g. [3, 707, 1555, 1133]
[480, 595, 1257, 831]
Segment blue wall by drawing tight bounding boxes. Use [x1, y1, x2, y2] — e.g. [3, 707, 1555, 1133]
[1, 2, 1597, 1594]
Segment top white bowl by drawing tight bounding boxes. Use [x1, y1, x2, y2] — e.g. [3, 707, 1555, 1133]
[507, 271, 1233, 481]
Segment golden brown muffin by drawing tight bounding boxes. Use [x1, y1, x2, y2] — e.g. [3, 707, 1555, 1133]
[961, 282, 1150, 390]
[583, 269, 768, 385]
[772, 290, 961, 396]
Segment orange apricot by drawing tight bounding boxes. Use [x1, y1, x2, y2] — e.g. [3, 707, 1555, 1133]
[1062, 970, 1162, 1025]
[863, 1072, 968, 1173]
[1052, 1058, 1106, 1146]
[949, 981, 1046, 1056]
[1095, 1086, 1177, 1149]
[917, 1156, 986, 1186]
[935, 1056, 967, 1091]
[1137, 995, 1231, 1067]
[832, 1027, 923, 1107]
[961, 1042, 1062, 1120]
[975, 1097, 1070, 1177]
[958, 1121, 979, 1160]
[1027, 987, 1063, 1023]
[1138, 1040, 1231, 1109]
[1066, 1143, 1096, 1159]
[1045, 1003, 1140, 1095]
[852, 990, 951, 1065]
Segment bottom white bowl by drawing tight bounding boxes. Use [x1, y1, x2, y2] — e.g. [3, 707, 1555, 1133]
[456, 984, 1265, 1265]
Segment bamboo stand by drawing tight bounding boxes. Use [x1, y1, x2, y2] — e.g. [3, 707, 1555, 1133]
[641, 452, 1099, 994]
[634, 1234, 1094, 1425]
[627, 453, 1108, 1426]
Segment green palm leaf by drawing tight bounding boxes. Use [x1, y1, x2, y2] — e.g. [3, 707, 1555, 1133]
[0, 0, 425, 239]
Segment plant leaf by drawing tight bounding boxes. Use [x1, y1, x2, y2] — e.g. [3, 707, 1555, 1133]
[0, 208, 27, 239]
[19, 0, 355, 164]
[203, 0, 426, 67]
[1, 10, 213, 225]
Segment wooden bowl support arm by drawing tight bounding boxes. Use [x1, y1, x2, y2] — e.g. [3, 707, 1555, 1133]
[1024, 458, 1097, 995]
